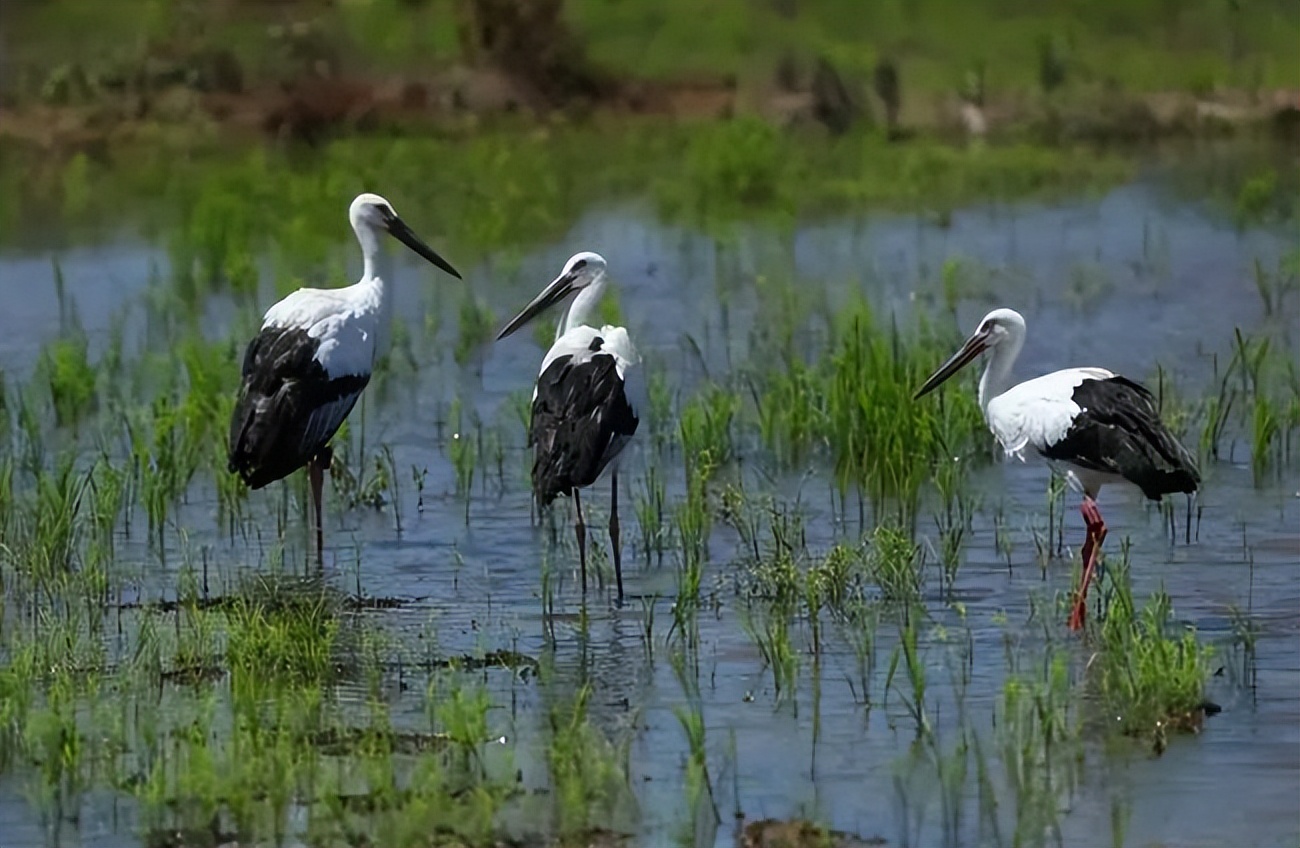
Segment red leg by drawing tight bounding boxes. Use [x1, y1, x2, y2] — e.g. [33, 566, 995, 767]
[1068, 497, 1107, 631]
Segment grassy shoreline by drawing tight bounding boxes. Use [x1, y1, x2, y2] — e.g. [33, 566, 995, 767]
[0, 120, 1146, 257]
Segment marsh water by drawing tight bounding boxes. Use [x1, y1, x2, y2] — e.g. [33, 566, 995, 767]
[0, 163, 1297, 848]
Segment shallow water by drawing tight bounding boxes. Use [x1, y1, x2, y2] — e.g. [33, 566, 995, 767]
[0, 175, 1297, 847]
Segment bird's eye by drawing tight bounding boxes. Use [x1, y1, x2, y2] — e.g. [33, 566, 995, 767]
[573, 259, 587, 271]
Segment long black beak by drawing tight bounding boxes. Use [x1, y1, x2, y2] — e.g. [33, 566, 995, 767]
[387, 216, 461, 280]
[496, 270, 578, 341]
[914, 330, 989, 400]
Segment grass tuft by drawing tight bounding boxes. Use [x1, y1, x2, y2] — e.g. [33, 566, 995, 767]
[1093, 561, 1216, 753]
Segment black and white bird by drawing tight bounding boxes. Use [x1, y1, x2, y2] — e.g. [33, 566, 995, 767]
[496, 252, 640, 602]
[229, 192, 460, 559]
[914, 308, 1199, 630]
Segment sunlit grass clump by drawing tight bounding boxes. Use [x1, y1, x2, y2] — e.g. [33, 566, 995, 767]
[224, 577, 342, 688]
[1093, 565, 1215, 753]
[546, 683, 634, 837]
[753, 298, 987, 525]
[40, 335, 96, 428]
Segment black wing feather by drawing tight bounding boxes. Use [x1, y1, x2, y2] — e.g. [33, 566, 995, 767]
[530, 352, 639, 505]
[1040, 376, 1199, 500]
[228, 326, 368, 489]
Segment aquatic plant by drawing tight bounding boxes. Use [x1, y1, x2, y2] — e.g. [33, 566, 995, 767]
[739, 551, 801, 700]
[1189, 327, 1300, 481]
[670, 648, 720, 841]
[224, 580, 341, 688]
[1251, 253, 1300, 318]
[447, 398, 478, 523]
[644, 369, 676, 456]
[633, 464, 669, 561]
[433, 682, 491, 773]
[751, 299, 986, 529]
[5, 455, 90, 584]
[885, 611, 930, 738]
[546, 683, 632, 837]
[1092, 559, 1216, 753]
[994, 647, 1080, 847]
[454, 293, 496, 367]
[866, 525, 925, 603]
[678, 384, 740, 485]
[931, 456, 975, 596]
[753, 356, 826, 468]
[673, 462, 712, 598]
[40, 334, 96, 428]
[130, 394, 205, 548]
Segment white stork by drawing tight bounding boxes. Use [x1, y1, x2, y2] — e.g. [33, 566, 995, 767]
[495, 252, 640, 603]
[228, 192, 461, 559]
[914, 308, 1200, 630]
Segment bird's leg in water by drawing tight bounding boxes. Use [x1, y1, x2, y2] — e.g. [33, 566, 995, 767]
[308, 459, 324, 566]
[610, 471, 624, 605]
[573, 488, 587, 594]
[308, 446, 333, 566]
[1069, 496, 1107, 631]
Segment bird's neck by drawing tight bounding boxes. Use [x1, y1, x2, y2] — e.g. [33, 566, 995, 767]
[358, 224, 384, 284]
[369, 276, 395, 358]
[978, 333, 1023, 412]
[355, 226, 394, 359]
[559, 276, 606, 338]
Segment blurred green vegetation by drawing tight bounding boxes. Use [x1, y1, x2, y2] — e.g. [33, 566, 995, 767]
[4, 0, 1297, 107]
[0, 121, 1131, 257]
[574, 0, 1300, 92]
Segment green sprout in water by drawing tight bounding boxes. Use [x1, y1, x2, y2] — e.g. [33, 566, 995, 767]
[1093, 559, 1216, 754]
[866, 524, 925, 603]
[40, 334, 96, 429]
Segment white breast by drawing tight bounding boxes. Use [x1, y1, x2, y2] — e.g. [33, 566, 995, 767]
[985, 367, 1114, 458]
[262, 283, 384, 378]
[538, 324, 639, 380]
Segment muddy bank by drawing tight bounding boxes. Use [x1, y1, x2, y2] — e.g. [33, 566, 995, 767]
[5, 64, 1297, 155]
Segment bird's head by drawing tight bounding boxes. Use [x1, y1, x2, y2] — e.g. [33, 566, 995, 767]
[349, 192, 397, 229]
[496, 251, 608, 341]
[559, 251, 608, 290]
[914, 308, 1026, 400]
[349, 192, 461, 280]
[972, 308, 1025, 350]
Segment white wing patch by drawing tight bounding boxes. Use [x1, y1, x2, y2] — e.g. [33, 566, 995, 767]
[985, 367, 1115, 459]
[262, 284, 384, 379]
[594, 325, 639, 378]
[537, 324, 639, 383]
